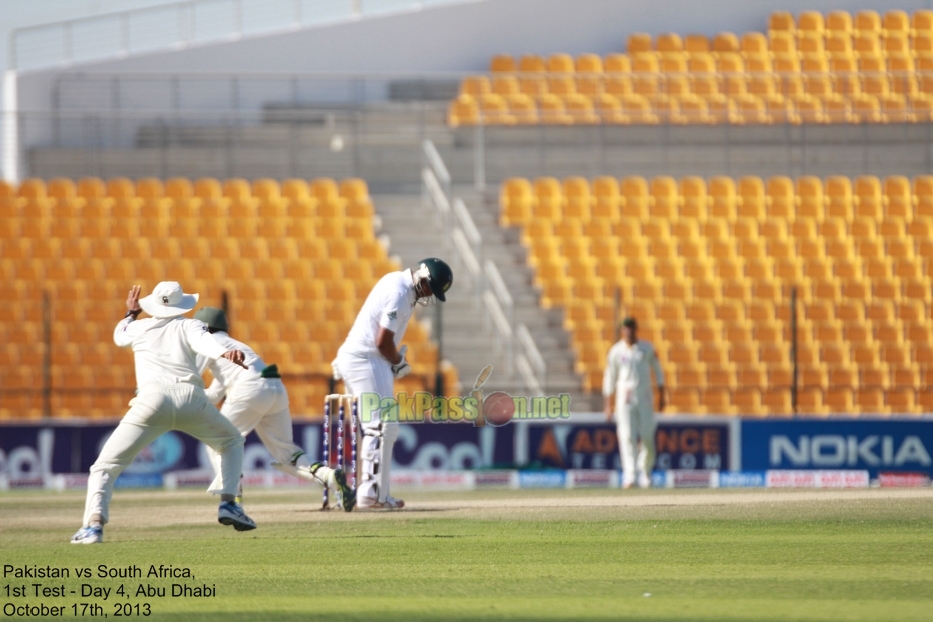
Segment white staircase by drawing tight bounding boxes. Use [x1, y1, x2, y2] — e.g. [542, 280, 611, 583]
[375, 185, 599, 411]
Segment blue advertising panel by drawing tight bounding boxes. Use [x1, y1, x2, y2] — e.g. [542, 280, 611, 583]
[742, 419, 933, 477]
[0, 417, 731, 481]
[524, 420, 731, 471]
[0, 421, 517, 479]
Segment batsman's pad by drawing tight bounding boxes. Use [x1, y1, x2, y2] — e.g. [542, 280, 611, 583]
[359, 426, 383, 498]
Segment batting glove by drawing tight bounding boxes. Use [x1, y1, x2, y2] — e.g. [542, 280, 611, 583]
[391, 346, 411, 379]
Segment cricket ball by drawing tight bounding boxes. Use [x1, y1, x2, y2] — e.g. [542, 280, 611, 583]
[483, 392, 515, 426]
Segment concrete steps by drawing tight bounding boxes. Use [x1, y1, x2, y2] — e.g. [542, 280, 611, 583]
[374, 186, 598, 411]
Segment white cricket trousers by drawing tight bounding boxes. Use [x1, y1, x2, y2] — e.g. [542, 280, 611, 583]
[82, 384, 244, 526]
[335, 350, 396, 503]
[205, 378, 304, 493]
[615, 396, 657, 485]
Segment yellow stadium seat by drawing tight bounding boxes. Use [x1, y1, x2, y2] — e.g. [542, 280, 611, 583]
[855, 10, 882, 37]
[707, 176, 736, 220]
[490, 54, 515, 73]
[505, 94, 538, 124]
[826, 11, 852, 34]
[769, 11, 795, 35]
[798, 30, 825, 60]
[590, 94, 622, 123]
[882, 9, 909, 37]
[547, 53, 575, 74]
[627, 33, 652, 54]
[852, 175, 883, 219]
[738, 31, 767, 56]
[519, 76, 547, 98]
[491, 75, 520, 97]
[519, 54, 546, 74]
[825, 31, 853, 61]
[709, 31, 738, 55]
[562, 94, 599, 124]
[822, 176, 852, 220]
[881, 175, 912, 218]
[681, 34, 709, 53]
[769, 29, 796, 56]
[536, 94, 573, 124]
[500, 178, 534, 226]
[460, 75, 490, 97]
[448, 95, 479, 126]
[478, 93, 515, 125]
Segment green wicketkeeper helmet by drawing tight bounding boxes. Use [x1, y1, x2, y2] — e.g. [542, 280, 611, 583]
[194, 307, 229, 332]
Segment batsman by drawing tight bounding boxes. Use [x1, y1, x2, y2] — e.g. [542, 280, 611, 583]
[333, 258, 453, 509]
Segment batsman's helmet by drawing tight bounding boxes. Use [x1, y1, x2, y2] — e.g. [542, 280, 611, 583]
[414, 257, 453, 304]
[194, 307, 229, 332]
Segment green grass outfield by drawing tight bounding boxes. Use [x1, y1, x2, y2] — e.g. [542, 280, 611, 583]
[1, 487, 932, 621]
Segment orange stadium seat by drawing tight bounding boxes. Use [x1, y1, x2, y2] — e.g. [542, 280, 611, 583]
[500, 172, 933, 415]
[0, 177, 447, 419]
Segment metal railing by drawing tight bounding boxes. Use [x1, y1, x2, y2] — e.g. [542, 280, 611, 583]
[422, 138, 451, 196]
[451, 226, 483, 300]
[484, 260, 513, 327]
[9, 0, 471, 71]
[516, 323, 547, 394]
[483, 289, 514, 375]
[453, 197, 482, 267]
[9, 68, 933, 184]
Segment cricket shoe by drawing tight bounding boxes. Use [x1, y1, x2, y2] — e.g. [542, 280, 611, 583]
[637, 472, 652, 489]
[332, 469, 356, 513]
[218, 501, 256, 531]
[71, 525, 103, 544]
[358, 495, 405, 510]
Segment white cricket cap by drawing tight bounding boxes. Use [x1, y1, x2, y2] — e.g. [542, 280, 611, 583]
[138, 281, 199, 319]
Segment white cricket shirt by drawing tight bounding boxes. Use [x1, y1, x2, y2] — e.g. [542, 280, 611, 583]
[196, 332, 266, 403]
[602, 339, 666, 402]
[114, 316, 228, 390]
[339, 269, 416, 358]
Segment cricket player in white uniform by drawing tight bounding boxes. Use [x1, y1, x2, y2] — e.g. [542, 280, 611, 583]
[72, 282, 256, 544]
[333, 258, 453, 509]
[193, 307, 355, 510]
[603, 317, 666, 489]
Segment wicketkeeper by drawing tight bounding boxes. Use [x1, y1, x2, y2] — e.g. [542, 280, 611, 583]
[193, 307, 355, 510]
[603, 317, 666, 489]
[333, 258, 453, 509]
[72, 282, 256, 544]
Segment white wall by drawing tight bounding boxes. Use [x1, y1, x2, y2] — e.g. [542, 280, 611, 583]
[34, 0, 933, 74]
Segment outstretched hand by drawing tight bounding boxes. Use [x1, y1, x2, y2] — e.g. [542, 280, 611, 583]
[222, 350, 248, 369]
[126, 285, 142, 313]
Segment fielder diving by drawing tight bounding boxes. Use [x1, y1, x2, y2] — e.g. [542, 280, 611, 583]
[194, 307, 355, 511]
[72, 282, 256, 544]
[333, 258, 453, 509]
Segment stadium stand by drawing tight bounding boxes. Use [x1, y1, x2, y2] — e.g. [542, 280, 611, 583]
[450, 8, 933, 126]
[0, 177, 456, 420]
[501, 173, 933, 416]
